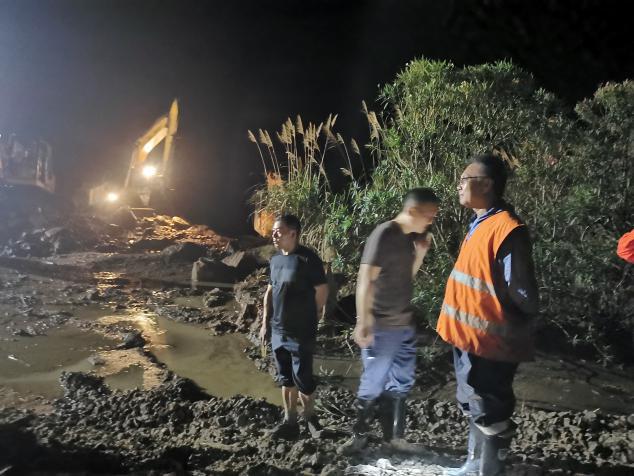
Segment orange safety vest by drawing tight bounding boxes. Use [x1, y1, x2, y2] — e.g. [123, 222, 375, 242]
[617, 229, 634, 264]
[437, 211, 534, 362]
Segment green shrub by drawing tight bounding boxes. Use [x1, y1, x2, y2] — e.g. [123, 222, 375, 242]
[533, 81, 633, 363]
[328, 59, 573, 327]
[250, 60, 633, 363]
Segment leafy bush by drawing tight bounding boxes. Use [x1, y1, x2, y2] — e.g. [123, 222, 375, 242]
[532, 81, 633, 363]
[328, 59, 574, 325]
[250, 59, 633, 363]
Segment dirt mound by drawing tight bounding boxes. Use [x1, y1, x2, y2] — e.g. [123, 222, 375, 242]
[0, 185, 229, 259]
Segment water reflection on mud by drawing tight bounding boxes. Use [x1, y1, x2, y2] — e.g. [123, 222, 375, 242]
[1, 306, 284, 404]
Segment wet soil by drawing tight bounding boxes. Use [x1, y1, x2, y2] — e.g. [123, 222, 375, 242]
[1, 261, 634, 475]
[2, 374, 634, 475]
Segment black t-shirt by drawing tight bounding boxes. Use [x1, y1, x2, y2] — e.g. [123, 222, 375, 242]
[269, 245, 327, 340]
[361, 221, 416, 328]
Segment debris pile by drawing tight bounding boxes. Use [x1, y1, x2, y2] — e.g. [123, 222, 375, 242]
[128, 214, 230, 251]
[0, 186, 230, 259]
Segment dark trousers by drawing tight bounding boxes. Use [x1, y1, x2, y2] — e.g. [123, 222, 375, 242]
[453, 347, 518, 426]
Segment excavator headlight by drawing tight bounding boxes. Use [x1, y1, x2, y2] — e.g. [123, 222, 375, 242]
[106, 192, 119, 203]
[142, 165, 158, 179]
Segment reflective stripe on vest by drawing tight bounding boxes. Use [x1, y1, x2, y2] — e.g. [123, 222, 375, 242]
[449, 269, 497, 297]
[441, 303, 509, 337]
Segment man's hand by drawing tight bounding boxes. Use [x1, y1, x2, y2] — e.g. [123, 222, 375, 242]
[414, 232, 432, 255]
[353, 321, 374, 349]
[412, 232, 433, 277]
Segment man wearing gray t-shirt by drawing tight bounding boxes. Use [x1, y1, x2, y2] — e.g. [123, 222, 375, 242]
[339, 188, 439, 454]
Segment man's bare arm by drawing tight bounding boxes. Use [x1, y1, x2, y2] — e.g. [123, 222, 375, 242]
[260, 284, 273, 343]
[354, 263, 380, 347]
[314, 283, 329, 320]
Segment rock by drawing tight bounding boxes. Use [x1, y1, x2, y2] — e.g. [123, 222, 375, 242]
[202, 288, 232, 308]
[221, 251, 260, 280]
[88, 354, 106, 366]
[161, 241, 208, 264]
[13, 326, 39, 337]
[236, 414, 249, 427]
[60, 371, 110, 397]
[320, 464, 341, 476]
[85, 288, 101, 301]
[117, 331, 146, 349]
[191, 258, 237, 284]
[43, 226, 65, 239]
[235, 303, 258, 332]
[234, 288, 256, 307]
[170, 216, 191, 229]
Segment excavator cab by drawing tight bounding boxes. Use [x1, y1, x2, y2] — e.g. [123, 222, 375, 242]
[0, 134, 55, 193]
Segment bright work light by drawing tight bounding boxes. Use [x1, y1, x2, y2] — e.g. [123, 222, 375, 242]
[142, 165, 158, 178]
[106, 192, 119, 203]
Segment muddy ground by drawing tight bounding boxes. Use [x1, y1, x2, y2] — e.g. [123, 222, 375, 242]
[1, 215, 634, 475]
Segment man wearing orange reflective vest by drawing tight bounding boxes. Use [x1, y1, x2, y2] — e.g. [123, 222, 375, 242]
[438, 154, 539, 476]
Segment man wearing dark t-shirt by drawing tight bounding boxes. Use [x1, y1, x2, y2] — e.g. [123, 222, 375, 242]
[339, 188, 440, 454]
[260, 214, 328, 440]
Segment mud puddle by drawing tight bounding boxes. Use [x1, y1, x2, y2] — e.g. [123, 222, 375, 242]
[0, 325, 117, 399]
[0, 303, 360, 407]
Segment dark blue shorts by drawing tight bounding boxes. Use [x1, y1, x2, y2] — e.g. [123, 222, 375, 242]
[271, 332, 317, 395]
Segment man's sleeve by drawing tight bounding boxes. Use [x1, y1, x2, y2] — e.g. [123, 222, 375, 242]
[308, 253, 327, 286]
[361, 227, 388, 267]
[496, 227, 539, 317]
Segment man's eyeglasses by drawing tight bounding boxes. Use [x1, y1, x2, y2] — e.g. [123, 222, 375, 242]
[457, 176, 489, 186]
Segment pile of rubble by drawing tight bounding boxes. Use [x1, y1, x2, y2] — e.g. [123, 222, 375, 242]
[127, 214, 230, 252]
[0, 185, 231, 258]
[0, 211, 230, 259]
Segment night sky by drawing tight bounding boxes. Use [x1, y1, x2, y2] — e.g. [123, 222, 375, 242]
[1, 0, 632, 234]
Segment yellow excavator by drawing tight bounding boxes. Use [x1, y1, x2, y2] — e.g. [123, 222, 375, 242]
[89, 99, 179, 214]
[0, 134, 55, 193]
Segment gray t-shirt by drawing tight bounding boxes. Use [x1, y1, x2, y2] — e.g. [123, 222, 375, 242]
[361, 221, 416, 328]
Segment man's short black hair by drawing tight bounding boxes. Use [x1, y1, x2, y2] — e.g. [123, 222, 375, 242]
[275, 213, 301, 235]
[471, 153, 508, 199]
[402, 188, 440, 208]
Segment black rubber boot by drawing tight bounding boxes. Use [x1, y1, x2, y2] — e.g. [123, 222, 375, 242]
[384, 395, 423, 454]
[337, 399, 374, 455]
[444, 419, 482, 476]
[479, 422, 516, 476]
[377, 394, 393, 442]
[391, 394, 407, 440]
